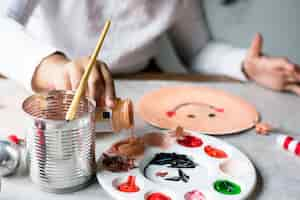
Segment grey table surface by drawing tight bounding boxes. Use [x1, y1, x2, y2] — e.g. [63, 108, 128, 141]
[0, 79, 300, 200]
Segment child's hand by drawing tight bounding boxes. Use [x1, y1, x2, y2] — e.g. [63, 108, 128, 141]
[243, 33, 300, 95]
[32, 53, 115, 108]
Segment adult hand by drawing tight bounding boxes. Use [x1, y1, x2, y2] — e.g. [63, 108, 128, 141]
[32, 53, 115, 108]
[243, 33, 300, 95]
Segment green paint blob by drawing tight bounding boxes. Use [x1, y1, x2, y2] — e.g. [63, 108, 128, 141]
[214, 180, 241, 195]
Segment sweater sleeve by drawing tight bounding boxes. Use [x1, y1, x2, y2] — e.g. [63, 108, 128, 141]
[168, 0, 248, 81]
[0, 0, 58, 91]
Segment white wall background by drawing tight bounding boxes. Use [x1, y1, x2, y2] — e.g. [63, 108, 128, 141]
[0, 0, 9, 13]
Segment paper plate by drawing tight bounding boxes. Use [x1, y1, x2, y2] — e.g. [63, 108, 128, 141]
[96, 130, 256, 200]
[137, 86, 259, 135]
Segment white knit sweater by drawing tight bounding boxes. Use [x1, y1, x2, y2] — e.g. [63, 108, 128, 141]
[0, 0, 247, 91]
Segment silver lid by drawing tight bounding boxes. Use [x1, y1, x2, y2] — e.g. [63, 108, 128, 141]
[0, 141, 20, 177]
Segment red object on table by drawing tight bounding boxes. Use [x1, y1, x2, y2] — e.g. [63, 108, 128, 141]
[204, 145, 228, 158]
[8, 134, 20, 144]
[294, 142, 300, 156]
[177, 135, 203, 148]
[283, 136, 293, 150]
[147, 192, 172, 200]
[118, 176, 140, 193]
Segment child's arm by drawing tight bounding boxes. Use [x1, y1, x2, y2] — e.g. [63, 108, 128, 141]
[168, 0, 300, 95]
[168, 0, 247, 81]
[0, 1, 116, 104]
[0, 0, 58, 91]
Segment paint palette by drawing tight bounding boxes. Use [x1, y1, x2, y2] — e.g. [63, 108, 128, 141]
[138, 86, 259, 135]
[96, 130, 256, 200]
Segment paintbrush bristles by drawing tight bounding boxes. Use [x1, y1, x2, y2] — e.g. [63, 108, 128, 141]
[65, 20, 111, 121]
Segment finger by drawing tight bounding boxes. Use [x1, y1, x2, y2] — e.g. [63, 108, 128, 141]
[68, 65, 84, 90]
[272, 58, 295, 72]
[87, 64, 103, 101]
[284, 84, 300, 96]
[99, 62, 116, 108]
[285, 75, 298, 83]
[294, 65, 300, 80]
[55, 69, 72, 90]
[247, 33, 263, 58]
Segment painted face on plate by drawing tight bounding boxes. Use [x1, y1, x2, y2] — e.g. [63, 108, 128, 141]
[166, 102, 224, 120]
[144, 153, 194, 184]
[143, 153, 209, 186]
[138, 86, 259, 135]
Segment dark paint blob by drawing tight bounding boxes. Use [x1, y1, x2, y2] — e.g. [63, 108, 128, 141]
[204, 145, 228, 159]
[177, 135, 203, 148]
[144, 153, 197, 180]
[102, 153, 135, 172]
[145, 152, 197, 169]
[214, 180, 241, 195]
[147, 192, 172, 200]
[187, 114, 196, 118]
[165, 169, 190, 183]
[208, 113, 216, 118]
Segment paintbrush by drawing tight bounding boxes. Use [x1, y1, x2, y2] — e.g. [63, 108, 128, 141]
[65, 20, 111, 121]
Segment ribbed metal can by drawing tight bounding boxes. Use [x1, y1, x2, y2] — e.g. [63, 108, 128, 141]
[22, 90, 96, 193]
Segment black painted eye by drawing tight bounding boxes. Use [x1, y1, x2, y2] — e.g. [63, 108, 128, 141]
[208, 113, 216, 118]
[187, 114, 196, 118]
[221, 0, 238, 5]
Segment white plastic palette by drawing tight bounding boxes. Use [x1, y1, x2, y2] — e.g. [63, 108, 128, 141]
[97, 131, 256, 200]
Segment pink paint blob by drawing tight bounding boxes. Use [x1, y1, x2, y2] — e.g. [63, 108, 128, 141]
[214, 108, 224, 113]
[184, 190, 206, 200]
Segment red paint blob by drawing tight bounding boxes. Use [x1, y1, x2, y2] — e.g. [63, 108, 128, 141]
[283, 136, 293, 150]
[147, 192, 172, 200]
[177, 135, 203, 148]
[214, 108, 224, 113]
[8, 134, 20, 144]
[155, 171, 168, 177]
[166, 111, 176, 117]
[295, 143, 300, 156]
[204, 145, 228, 158]
[118, 176, 140, 193]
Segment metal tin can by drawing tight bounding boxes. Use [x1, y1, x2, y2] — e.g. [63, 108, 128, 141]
[22, 90, 96, 193]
